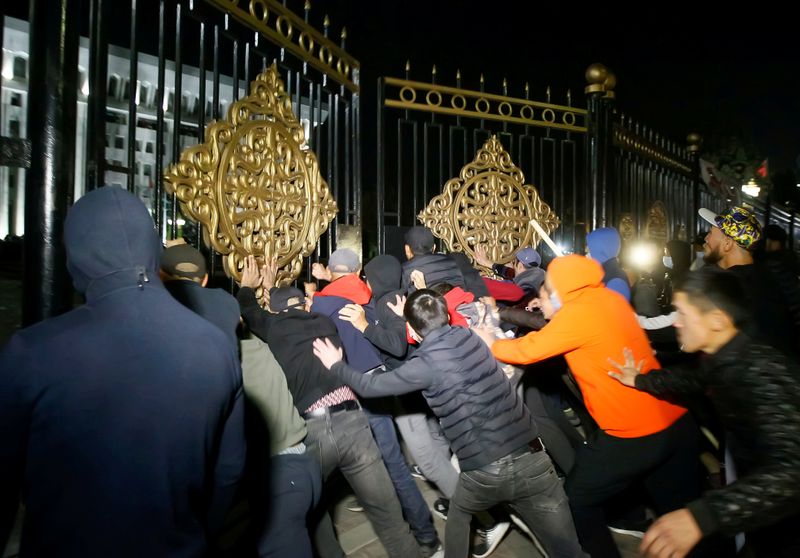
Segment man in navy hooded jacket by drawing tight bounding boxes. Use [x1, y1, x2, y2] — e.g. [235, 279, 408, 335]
[0, 187, 245, 557]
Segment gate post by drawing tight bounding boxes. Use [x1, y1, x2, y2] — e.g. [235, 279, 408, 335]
[584, 64, 616, 230]
[687, 133, 703, 236]
[23, 0, 80, 325]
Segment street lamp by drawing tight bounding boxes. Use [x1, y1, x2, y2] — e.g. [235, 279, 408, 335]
[742, 178, 761, 197]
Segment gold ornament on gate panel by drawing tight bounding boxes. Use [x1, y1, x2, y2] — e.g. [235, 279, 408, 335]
[164, 64, 338, 286]
[418, 135, 559, 270]
[645, 201, 669, 245]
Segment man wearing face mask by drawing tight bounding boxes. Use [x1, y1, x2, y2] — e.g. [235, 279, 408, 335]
[475, 255, 699, 558]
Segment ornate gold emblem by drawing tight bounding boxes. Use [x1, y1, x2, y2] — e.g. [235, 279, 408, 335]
[645, 201, 669, 245]
[164, 64, 337, 286]
[418, 135, 559, 268]
[618, 212, 636, 242]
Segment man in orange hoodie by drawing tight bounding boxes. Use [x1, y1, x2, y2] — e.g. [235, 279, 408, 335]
[477, 255, 699, 558]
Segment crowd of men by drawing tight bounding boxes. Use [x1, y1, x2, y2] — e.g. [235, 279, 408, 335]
[2, 186, 799, 558]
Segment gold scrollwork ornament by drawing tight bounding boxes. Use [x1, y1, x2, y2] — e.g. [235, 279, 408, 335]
[164, 64, 337, 286]
[418, 135, 559, 271]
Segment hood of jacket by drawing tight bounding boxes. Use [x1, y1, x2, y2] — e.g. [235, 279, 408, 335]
[317, 273, 372, 304]
[64, 186, 162, 301]
[586, 227, 621, 264]
[364, 254, 401, 300]
[547, 255, 604, 303]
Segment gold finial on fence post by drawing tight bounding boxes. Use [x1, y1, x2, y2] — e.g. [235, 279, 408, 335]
[585, 63, 616, 98]
[687, 133, 703, 153]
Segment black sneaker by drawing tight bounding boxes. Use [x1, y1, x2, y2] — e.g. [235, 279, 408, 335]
[472, 521, 510, 558]
[432, 497, 449, 521]
[419, 538, 443, 558]
[410, 463, 426, 479]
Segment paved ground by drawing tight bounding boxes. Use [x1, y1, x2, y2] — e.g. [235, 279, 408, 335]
[331, 474, 641, 558]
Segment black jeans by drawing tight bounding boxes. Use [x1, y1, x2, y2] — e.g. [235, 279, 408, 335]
[565, 412, 700, 558]
[445, 447, 586, 558]
[305, 408, 422, 558]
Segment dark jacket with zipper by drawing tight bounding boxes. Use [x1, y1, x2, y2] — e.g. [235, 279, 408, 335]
[634, 334, 800, 553]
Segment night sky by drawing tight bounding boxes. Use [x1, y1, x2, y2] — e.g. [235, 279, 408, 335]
[7, 1, 798, 174]
[312, 1, 800, 174]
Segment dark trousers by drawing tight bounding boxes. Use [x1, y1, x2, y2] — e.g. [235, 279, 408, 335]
[305, 408, 422, 558]
[565, 412, 700, 558]
[258, 453, 322, 558]
[365, 410, 438, 545]
[445, 449, 586, 558]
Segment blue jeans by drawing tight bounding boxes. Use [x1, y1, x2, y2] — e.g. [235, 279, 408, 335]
[305, 408, 422, 558]
[445, 448, 586, 558]
[365, 410, 439, 545]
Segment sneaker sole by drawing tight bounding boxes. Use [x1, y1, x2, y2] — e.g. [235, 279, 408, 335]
[432, 509, 448, 521]
[608, 526, 645, 539]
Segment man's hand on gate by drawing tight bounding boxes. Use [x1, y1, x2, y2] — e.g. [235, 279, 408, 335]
[240, 255, 262, 290]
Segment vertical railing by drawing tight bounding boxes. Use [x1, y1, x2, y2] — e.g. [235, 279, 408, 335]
[23, 0, 79, 324]
[13, 0, 361, 323]
[584, 63, 616, 231]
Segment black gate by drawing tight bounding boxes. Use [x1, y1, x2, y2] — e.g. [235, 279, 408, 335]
[376, 63, 725, 262]
[377, 65, 587, 259]
[2, 0, 360, 323]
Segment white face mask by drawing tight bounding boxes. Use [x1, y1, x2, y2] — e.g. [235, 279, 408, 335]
[662, 256, 673, 269]
[549, 291, 562, 311]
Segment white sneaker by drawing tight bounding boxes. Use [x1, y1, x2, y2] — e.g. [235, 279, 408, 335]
[472, 521, 510, 558]
[345, 497, 364, 512]
[509, 512, 534, 539]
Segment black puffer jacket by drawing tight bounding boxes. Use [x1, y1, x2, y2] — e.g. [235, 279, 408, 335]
[635, 334, 800, 549]
[332, 325, 537, 471]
